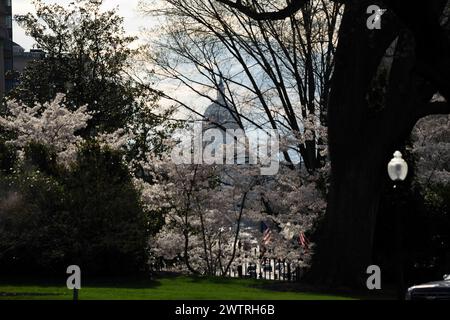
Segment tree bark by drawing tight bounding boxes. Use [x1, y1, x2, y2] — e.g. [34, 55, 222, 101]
[305, 1, 444, 288]
[223, 191, 248, 276]
[305, 2, 405, 288]
[310, 148, 385, 286]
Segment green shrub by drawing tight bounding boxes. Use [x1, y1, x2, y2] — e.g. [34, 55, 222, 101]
[0, 142, 16, 174]
[0, 142, 151, 276]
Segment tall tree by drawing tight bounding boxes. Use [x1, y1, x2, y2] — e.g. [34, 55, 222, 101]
[11, 0, 141, 134]
[142, 0, 341, 171]
[216, 0, 450, 288]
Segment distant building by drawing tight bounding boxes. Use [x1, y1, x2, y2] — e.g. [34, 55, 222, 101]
[0, 1, 45, 98]
[13, 43, 44, 72]
[203, 80, 241, 132]
[0, 0, 13, 98]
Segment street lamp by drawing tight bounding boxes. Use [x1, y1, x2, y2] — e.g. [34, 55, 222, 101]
[387, 151, 408, 183]
[387, 150, 408, 300]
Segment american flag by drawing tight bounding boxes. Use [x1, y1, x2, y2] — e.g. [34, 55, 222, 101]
[261, 221, 272, 246]
[298, 232, 310, 251]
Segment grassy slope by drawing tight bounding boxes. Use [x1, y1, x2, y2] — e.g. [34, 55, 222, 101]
[0, 276, 355, 300]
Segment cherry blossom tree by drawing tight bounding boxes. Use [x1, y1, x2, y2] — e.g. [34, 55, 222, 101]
[0, 94, 153, 275]
[139, 0, 334, 276]
[412, 108, 450, 188]
[140, 154, 259, 275]
[0, 94, 91, 166]
[141, 131, 329, 275]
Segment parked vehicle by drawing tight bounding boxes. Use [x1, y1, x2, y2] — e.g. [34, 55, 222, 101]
[405, 274, 450, 300]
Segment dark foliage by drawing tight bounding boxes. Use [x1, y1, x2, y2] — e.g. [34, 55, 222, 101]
[0, 142, 152, 276]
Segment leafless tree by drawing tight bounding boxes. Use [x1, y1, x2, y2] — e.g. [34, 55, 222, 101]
[141, 0, 342, 171]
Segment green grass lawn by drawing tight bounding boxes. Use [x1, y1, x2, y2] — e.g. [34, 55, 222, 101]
[0, 275, 355, 300]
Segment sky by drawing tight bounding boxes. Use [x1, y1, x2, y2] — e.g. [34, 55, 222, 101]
[10, 0, 227, 118]
[12, 0, 147, 50]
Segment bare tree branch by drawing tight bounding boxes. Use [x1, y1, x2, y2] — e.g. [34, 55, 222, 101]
[216, 0, 308, 21]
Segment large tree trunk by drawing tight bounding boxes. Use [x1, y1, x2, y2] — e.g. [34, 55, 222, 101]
[305, 1, 436, 288]
[309, 141, 388, 286]
[304, 2, 394, 288]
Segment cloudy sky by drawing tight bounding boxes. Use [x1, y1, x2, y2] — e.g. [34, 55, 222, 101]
[12, 0, 148, 50]
[11, 0, 217, 116]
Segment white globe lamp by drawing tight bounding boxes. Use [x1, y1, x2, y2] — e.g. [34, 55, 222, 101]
[387, 151, 408, 182]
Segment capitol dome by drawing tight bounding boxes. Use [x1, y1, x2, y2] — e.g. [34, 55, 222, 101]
[203, 80, 241, 131]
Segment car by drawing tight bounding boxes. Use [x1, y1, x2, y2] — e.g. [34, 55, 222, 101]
[405, 274, 450, 300]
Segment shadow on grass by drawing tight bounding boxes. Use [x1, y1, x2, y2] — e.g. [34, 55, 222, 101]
[0, 292, 63, 297]
[0, 275, 163, 290]
[183, 274, 268, 286]
[251, 280, 396, 300]
[83, 277, 161, 290]
[159, 273, 392, 300]
[0, 273, 392, 300]
[0, 276, 66, 287]
[186, 275, 241, 284]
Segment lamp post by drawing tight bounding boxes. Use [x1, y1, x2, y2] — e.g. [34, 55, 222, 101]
[388, 151, 408, 184]
[387, 151, 408, 300]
